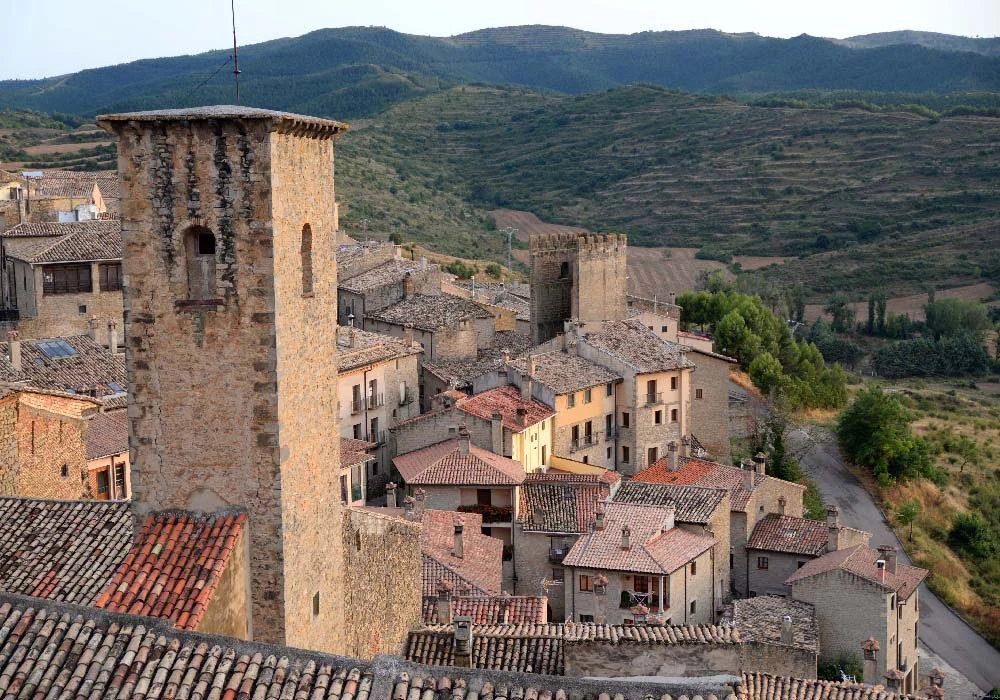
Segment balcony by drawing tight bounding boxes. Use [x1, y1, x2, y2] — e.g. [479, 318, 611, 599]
[368, 430, 386, 445]
[570, 434, 599, 452]
[645, 392, 663, 406]
[351, 399, 364, 415]
[619, 590, 663, 610]
[548, 546, 568, 563]
[457, 503, 513, 523]
[367, 393, 385, 409]
[351, 394, 386, 414]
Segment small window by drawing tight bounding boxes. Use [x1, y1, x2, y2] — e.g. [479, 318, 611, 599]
[567, 392, 576, 408]
[198, 233, 216, 255]
[301, 224, 314, 295]
[621, 412, 630, 428]
[580, 575, 593, 592]
[654, 410, 662, 425]
[185, 226, 217, 301]
[695, 388, 704, 400]
[690, 561, 696, 575]
[671, 408, 678, 422]
[552, 568, 564, 582]
[582, 456, 589, 464]
[623, 618, 634, 626]
[622, 446, 630, 463]
[353, 424, 361, 439]
[579, 614, 594, 623]
[890, 595, 896, 610]
[559, 261, 569, 279]
[340, 475, 348, 504]
[606, 383, 613, 397]
[690, 600, 697, 615]
[607, 447, 612, 459]
[78, 305, 88, 314]
[584, 388, 592, 404]
[97, 471, 109, 494]
[60, 464, 69, 478]
[99, 263, 123, 292]
[661, 325, 668, 333]
[312, 592, 320, 617]
[647, 447, 658, 464]
[757, 556, 769, 570]
[671, 377, 678, 391]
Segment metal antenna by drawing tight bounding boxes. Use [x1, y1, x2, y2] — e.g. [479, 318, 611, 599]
[500, 226, 518, 275]
[231, 0, 241, 104]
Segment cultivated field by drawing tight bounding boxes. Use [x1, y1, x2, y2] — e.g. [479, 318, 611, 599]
[804, 281, 996, 322]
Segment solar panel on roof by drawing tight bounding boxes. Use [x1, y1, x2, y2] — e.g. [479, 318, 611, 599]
[36, 339, 79, 358]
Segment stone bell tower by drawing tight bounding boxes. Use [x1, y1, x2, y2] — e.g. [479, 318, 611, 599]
[99, 106, 347, 651]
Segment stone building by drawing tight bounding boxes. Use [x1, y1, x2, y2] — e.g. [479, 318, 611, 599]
[2, 220, 124, 345]
[633, 450, 806, 598]
[456, 385, 555, 472]
[787, 544, 927, 694]
[423, 329, 532, 399]
[746, 507, 871, 598]
[337, 243, 442, 326]
[529, 232, 627, 345]
[98, 105, 422, 658]
[84, 407, 130, 499]
[721, 596, 819, 679]
[562, 501, 717, 626]
[506, 351, 622, 469]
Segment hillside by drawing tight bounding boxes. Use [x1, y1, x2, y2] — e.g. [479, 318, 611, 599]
[3, 26, 1000, 119]
[833, 31, 1000, 56]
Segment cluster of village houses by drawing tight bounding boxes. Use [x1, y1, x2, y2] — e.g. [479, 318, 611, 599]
[0, 108, 939, 700]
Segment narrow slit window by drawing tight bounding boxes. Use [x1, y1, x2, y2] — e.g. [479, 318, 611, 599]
[301, 224, 314, 295]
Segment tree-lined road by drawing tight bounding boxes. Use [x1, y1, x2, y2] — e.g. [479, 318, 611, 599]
[789, 427, 1000, 694]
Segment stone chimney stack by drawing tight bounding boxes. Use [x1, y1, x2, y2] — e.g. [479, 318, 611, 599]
[595, 504, 606, 531]
[861, 638, 880, 685]
[753, 452, 767, 477]
[403, 272, 415, 298]
[107, 320, 119, 354]
[7, 330, 20, 373]
[453, 522, 465, 559]
[520, 356, 534, 400]
[414, 488, 427, 515]
[404, 323, 414, 347]
[885, 670, 905, 692]
[403, 495, 415, 520]
[878, 545, 898, 575]
[436, 579, 454, 625]
[420, 256, 427, 272]
[491, 411, 504, 455]
[458, 424, 471, 455]
[930, 667, 946, 689]
[593, 574, 608, 624]
[667, 441, 679, 472]
[876, 558, 886, 584]
[386, 482, 397, 508]
[621, 525, 631, 551]
[781, 615, 794, 646]
[742, 459, 755, 490]
[453, 616, 473, 668]
[682, 435, 693, 458]
[88, 316, 99, 340]
[516, 406, 528, 429]
[827, 505, 842, 552]
[660, 506, 675, 533]
[778, 495, 786, 516]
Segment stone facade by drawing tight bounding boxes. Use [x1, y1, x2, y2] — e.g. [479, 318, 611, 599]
[196, 524, 251, 639]
[688, 351, 734, 462]
[100, 107, 421, 657]
[512, 527, 578, 620]
[565, 639, 741, 678]
[733, 477, 806, 597]
[529, 233, 627, 345]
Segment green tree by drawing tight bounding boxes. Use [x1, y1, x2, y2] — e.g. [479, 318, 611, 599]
[924, 298, 991, 340]
[749, 352, 783, 396]
[867, 295, 876, 336]
[875, 291, 888, 336]
[824, 296, 855, 334]
[484, 262, 503, 277]
[896, 500, 919, 543]
[388, 232, 403, 245]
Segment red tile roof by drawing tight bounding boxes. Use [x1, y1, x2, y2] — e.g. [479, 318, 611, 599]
[457, 385, 555, 432]
[421, 510, 502, 596]
[747, 514, 830, 556]
[518, 481, 610, 533]
[340, 436, 375, 469]
[525, 469, 621, 485]
[785, 544, 928, 600]
[85, 409, 129, 460]
[393, 439, 525, 486]
[95, 510, 247, 630]
[563, 502, 714, 574]
[421, 594, 548, 624]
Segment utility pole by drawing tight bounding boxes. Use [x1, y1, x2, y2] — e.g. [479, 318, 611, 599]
[360, 218, 370, 244]
[231, 0, 241, 104]
[500, 226, 518, 274]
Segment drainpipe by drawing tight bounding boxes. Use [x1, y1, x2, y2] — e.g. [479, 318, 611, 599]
[684, 560, 689, 623]
[658, 575, 664, 615]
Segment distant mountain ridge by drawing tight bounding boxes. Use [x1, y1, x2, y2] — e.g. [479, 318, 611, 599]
[832, 30, 1000, 56]
[1, 25, 998, 119]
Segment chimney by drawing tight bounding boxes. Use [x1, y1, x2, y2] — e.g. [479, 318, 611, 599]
[403, 272, 415, 298]
[660, 506, 675, 533]
[667, 441, 679, 472]
[386, 482, 398, 508]
[593, 574, 608, 625]
[420, 256, 428, 272]
[520, 356, 534, 400]
[458, 424, 471, 455]
[453, 522, 465, 559]
[827, 505, 841, 552]
[595, 503, 606, 531]
[885, 670, 905, 692]
[930, 668, 946, 689]
[347, 313, 355, 327]
[876, 559, 886, 584]
[403, 495, 415, 520]
[394, 245, 402, 259]
[516, 406, 528, 429]
[742, 459, 754, 490]
[349, 327, 358, 348]
[878, 545, 898, 575]
[7, 330, 20, 373]
[107, 320, 119, 354]
[490, 411, 504, 455]
[404, 323, 414, 347]
[436, 579, 454, 625]
[781, 615, 794, 646]
[621, 525, 631, 551]
[681, 435, 694, 458]
[87, 316, 99, 340]
[861, 638, 880, 686]
[778, 495, 787, 516]
[470, 275, 476, 297]
[753, 452, 767, 477]
[414, 488, 427, 514]
[453, 616, 473, 668]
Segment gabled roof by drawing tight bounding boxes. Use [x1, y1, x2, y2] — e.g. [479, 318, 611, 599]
[613, 481, 729, 525]
[27, 170, 100, 200]
[508, 351, 621, 395]
[338, 258, 425, 293]
[421, 595, 547, 624]
[0, 335, 126, 401]
[4, 220, 121, 263]
[457, 385, 555, 432]
[747, 514, 830, 557]
[562, 502, 715, 574]
[3, 221, 100, 238]
[581, 319, 696, 373]
[340, 436, 375, 469]
[518, 481, 609, 534]
[785, 544, 928, 600]
[422, 331, 532, 389]
[421, 510, 502, 596]
[740, 673, 919, 700]
[723, 596, 818, 652]
[337, 326, 421, 373]
[0, 498, 132, 605]
[95, 510, 247, 630]
[394, 439, 525, 486]
[366, 294, 493, 332]
[85, 408, 129, 460]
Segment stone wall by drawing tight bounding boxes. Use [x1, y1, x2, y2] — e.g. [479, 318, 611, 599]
[740, 642, 817, 680]
[340, 508, 422, 659]
[564, 640, 741, 678]
[16, 263, 123, 346]
[390, 406, 497, 459]
[731, 511, 749, 598]
[747, 550, 810, 598]
[572, 234, 627, 325]
[689, 352, 733, 462]
[677, 491, 732, 611]
[0, 394, 18, 495]
[197, 523, 250, 639]
[512, 526, 578, 620]
[13, 394, 91, 499]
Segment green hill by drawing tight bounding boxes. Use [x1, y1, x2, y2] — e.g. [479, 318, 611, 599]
[3, 26, 1000, 119]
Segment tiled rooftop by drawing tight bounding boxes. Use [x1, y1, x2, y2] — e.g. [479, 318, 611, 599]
[422, 510, 503, 597]
[423, 331, 532, 389]
[340, 436, 376, 469]
[339, 258, 425, 293]
[739, 673, 918, 700]
[747, 514, 830, 556]
[95, 510, 247, 630]
[524, 469, 621, 485]
[0, 498, 132, 605]
[366, 294, 493, 331]
[581, 319, 696, 373]
[421, 595, 547, 624]
[394, 439, 526, 486]
[0, 335, 127, 401]
[722, 596, 818, 652]
[562, 502, 715, 574]
[613, 481, 729, 525]
[3, 219, 121, 263]
[508, 351, 621, 395]
[84, 408, 129, 460]
[27, 170, 100, 200]
[337, 326, 421, 373]
[2, 221, 101, 238]
[785, 544, 928, 600]
[517, 481, 610, 534]
[457, 385, 555, 431]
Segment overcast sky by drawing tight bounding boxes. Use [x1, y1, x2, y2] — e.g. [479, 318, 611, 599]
[2, 0, 998, 80]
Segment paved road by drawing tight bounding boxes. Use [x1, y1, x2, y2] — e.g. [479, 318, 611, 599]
[788, 426, 1000, 694]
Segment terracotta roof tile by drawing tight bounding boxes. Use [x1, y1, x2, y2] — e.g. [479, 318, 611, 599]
[0, 335, 127, 401]
[337, 326, 422, 373]
[95, 510, 247, 630]
[613, 481, 729, 525]
[28, 170, 101, 200]
[394, 439, 525, 486]
[747, 514, 831, 556]
[423, 332, 532, 389]
[338, 259, 427, 293]
[525, 469, 622, 485]
[457, 385, 555, 431]
[366, 294, 492, 332]
[517, 481, 609, 533]
[4, 220, 121, 263]
[421, 510, 503, 596]
[85, 408, 129, 460]
[508, 351, 621, 395]
[722, 596, 818, 652]
[0, 498, 132, 605]
[2, 221, 103, 238]
[740, 673, 919, 700]
[785, 544, 928, 600]
[582, 319, 696, 373]
[421, 595, 547, 624]
[340, 436, 375, 469]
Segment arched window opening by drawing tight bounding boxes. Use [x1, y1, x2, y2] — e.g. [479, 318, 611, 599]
[184, 226, 217, 301]
[301, 224, 314, 295]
